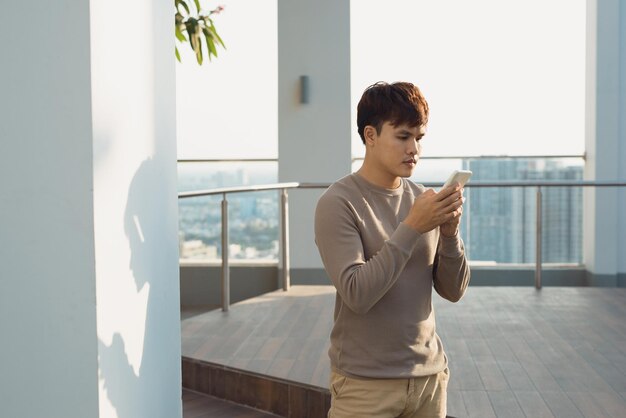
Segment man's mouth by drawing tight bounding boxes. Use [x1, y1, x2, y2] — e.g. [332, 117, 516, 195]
[403, 159, 416, 165]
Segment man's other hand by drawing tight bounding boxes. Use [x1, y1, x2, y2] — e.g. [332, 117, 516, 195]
[404, 183, 464, 235]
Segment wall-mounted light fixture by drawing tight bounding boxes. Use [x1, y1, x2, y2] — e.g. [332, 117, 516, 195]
[300, 75, 310, 104]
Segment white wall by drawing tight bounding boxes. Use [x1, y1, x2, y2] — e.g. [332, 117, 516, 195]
[90, 1, 182, 417]
[0, 2, 99, 417]
[277, 0, 352, 269]
[584, 0, 626, 280]
[0, 0, 181, 417]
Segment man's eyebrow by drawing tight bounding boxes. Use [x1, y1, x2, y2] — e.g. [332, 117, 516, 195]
[397, 129, 424, 138]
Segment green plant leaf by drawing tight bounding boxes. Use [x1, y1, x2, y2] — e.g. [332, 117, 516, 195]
[185, 18, 203, 64]
[175, 0, 225, 65]
[185, 17, 199, 51]
[202, 27, 217, 58]
[207, 38, 217, 59]
[209, 22, 226, 48]
[176, 0, 190, 15]
[175, 24, 187, 42]
[195, 33, 203, 64]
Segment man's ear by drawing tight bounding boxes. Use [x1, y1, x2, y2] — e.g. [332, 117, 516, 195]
[364, 125, 377, 146]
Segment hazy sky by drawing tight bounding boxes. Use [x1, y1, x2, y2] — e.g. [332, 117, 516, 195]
[176, 0, 586, 160]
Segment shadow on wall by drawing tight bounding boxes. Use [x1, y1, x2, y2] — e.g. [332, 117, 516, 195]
[98, 157, 179, 417]
[95, 0, 180, 414]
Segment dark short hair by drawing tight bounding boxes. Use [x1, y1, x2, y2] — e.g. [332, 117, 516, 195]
[357, 81, 429, 144]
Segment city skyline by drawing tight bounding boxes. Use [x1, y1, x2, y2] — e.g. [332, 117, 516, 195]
[178, 158, 585, 264]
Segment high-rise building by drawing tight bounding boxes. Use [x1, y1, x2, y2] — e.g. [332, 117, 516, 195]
[465, 159, 583, 264]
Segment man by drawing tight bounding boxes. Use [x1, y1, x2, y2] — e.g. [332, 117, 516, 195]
[314, 81, 470, 418]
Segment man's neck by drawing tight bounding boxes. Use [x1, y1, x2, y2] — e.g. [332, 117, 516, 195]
[356, 161, 401, 189]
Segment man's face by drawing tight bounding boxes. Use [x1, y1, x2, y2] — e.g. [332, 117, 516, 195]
[366, 121, 425, 182]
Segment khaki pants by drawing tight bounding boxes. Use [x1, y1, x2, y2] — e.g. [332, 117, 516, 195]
[328, 368, 449, 418]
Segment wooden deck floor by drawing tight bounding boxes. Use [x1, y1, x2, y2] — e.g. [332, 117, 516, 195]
[183, 389, 279, 418]
[181, 286, 626, 417]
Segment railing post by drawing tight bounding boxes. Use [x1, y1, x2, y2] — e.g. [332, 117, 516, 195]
[221, 193, 230, 311]
[535, 186, 542, 289]
[280, 188, 290, 291]
[465, 186, 471, 260]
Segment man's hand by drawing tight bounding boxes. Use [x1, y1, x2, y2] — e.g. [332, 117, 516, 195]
[404, 183, 465, 235]
[439, 197, 463, 237]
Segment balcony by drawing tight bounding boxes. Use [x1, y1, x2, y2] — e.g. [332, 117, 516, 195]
[4, 2, 624, 417]
[178, 157, 625, 314]
[181, 286, 626, 417]
[177, 160, 626, 417]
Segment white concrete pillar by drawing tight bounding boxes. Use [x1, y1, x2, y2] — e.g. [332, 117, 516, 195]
[90, 0, 181, 417]
[584, 0, 626, 285]
[0, 2, 99, 416]
[0, 0, 182, 417]
[277, 0, 352, 282]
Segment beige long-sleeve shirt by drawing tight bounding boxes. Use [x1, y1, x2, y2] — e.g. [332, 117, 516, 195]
[314, 173, 470, 379]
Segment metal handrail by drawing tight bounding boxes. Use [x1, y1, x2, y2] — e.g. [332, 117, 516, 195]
[178, 179, 626, 311]
[178, 158, 278, 163]
[179, 182, 299, 311]
[178, 182, 300, 199]
[421, 180, 626, 187]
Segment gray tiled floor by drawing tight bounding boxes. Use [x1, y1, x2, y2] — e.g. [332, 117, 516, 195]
[182, 286, 626, 417]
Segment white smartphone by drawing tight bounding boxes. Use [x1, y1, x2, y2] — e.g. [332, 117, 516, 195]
[442, 170, 473, 189]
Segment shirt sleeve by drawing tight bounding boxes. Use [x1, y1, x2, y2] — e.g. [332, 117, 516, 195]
[432, 232, 471, 302]
[314, 191, 421, 314]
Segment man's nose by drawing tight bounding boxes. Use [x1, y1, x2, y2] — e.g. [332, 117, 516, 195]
[407, 139, 418, 155]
